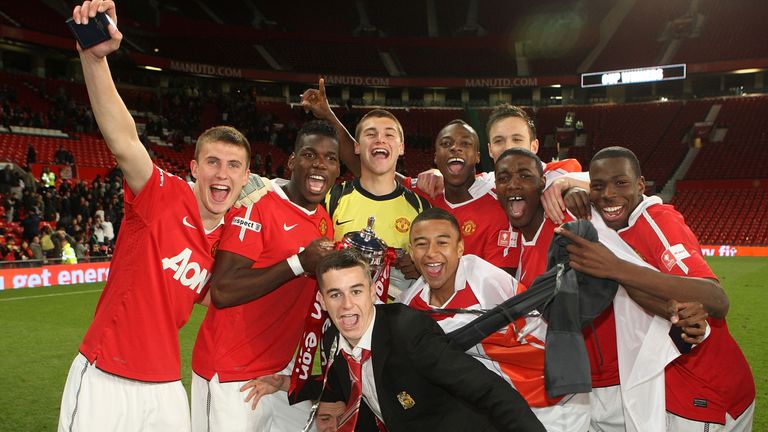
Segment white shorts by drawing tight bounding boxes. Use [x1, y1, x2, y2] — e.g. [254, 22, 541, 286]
[191, 373, 313, 432]
[589, 385, 625, 432]
[666, 401, 755, 432]
[58, 353, 190, 432]
[531, 392, 590, 432]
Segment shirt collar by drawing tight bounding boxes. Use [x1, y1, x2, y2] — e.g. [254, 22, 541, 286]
[339, 308, 376, 360]
[271, 178, 317, 216]
[203, 217, 225, 235]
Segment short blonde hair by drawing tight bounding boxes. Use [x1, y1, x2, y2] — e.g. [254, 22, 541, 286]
[194, 126, 251, 167]
[354, 109, 404, 142]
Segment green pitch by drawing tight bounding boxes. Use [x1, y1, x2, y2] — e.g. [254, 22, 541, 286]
[0, 257, 765, 431]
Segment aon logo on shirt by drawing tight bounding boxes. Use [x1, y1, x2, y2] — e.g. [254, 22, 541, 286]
[162, 248, 211, 294]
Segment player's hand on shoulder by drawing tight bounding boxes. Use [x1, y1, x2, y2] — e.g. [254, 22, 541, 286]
[416, 168, 444, 198]
[298, 237, 336, 274]
[668, 299, 708, 344]
[563, 186, 591, 221]
[300, 78, 334, 120]
[235, 173, 272, 208]
[72, 0, 122, 58]
[541, 177, 569, 224]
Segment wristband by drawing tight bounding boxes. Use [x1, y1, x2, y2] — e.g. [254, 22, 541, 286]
[287, 254, 305, 276]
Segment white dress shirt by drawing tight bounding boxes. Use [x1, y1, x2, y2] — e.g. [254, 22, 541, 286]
[338, 309, 384, 424]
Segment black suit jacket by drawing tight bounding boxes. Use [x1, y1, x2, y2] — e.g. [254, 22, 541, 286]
[304, 303, 544, 432]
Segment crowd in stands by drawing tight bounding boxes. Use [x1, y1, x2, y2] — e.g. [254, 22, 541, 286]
[0, 82, 97, 133]
[0, 164, 123, 266]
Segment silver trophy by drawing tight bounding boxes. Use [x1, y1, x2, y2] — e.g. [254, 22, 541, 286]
[339, 216, 389, 281]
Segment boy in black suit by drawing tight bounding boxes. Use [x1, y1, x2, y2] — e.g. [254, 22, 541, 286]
[310, 248, 544, 432]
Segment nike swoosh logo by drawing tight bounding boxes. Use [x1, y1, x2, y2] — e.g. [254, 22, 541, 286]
[284, 223, 298, 231]
[182, 216, 197, 229]
[335, 219, 354, 225]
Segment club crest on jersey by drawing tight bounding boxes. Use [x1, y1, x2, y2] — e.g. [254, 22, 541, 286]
[395, 217, 411, 233]
[661, 243, 690, 271]
[497, 230, 518, 248]
[211, 239, 220, 257]
[319, 219, 327, 236]
[232, 217, 262, 232]
[461, 220, 477, 236]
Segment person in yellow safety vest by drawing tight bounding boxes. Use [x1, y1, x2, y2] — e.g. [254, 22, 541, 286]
[61, 236, 77, 264]
[41, 167, 56, 188]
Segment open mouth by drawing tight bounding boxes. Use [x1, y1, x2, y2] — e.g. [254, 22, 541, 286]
[424, 262, 444, 278]
[507, 196, 526, 218]
[371, 148, 390, 159]
[339, 313, 360, 330]
[446, 157, 465, 175]
[210, 184, 230, 203]
[307, 174, 327, 194]
[601, 205, 625, 223]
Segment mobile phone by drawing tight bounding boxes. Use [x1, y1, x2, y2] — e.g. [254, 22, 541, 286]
[65, 11, 115, 49]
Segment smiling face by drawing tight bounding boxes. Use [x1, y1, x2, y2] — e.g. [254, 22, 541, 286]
[434, 122, 479, 187]
[318, 266, 377, 348]
[190, 140, 250, 219]
[495, 153, 545, 238]
[287, 134, 341, 210]
[409, 219, 463, 295]
[488, 116, 540, 162]
[355, 116, 404, 177]
[589, 157, 645, 230]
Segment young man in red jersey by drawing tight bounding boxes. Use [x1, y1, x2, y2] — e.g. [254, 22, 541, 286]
[190, 121, 341, 431]
[400, 120, 514, 273]
[493, 148, 591, 431]
[559, 147, 754, 432]
[59, 2, 250, 430]
[417, 104, 585, 215]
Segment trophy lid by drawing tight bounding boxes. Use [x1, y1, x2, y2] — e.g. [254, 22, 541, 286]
[342, 216, 387, 253]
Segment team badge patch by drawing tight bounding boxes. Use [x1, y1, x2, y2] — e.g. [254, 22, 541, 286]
[319, 219, 327, 236]
[497, 230, 518, 248]
[395, 217, 411, 233]
[461, 220, 477, 236]
[397, 391, 415, 410]
[211, 239, 220, 257]
[660, 243, 691, 271]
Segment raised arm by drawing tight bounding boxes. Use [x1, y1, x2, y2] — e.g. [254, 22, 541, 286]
[301, 78, 360, 177]
[74, 0, 153, 195]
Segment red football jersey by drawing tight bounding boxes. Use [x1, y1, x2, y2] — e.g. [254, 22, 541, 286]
[619, 202, 754, 423]
[404, 177, 516, 269]
[517, 215, 572, 288]
[517, 215, 621, 388]
[400, 255, 558, 407]
[192, 183, 333, 382]
[79, 166, 222, 382]
[480, 158, 583, 273]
